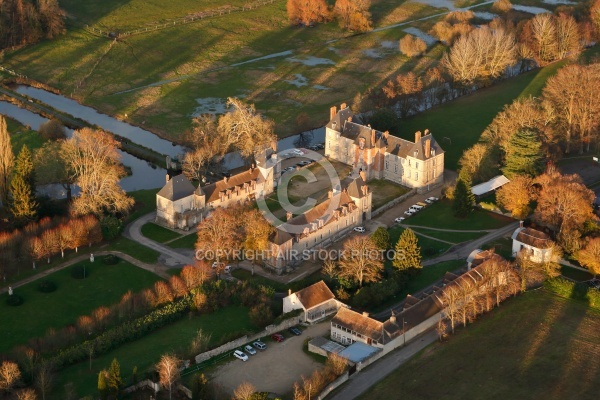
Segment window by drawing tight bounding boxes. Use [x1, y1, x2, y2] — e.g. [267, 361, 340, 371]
[394, 164, 398, 173]
[385, 161, 389, 170]
[415, 162, 419, 169]
[415, 172, 418, 180]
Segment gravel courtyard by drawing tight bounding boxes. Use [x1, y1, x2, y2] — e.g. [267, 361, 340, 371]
[210, 322, 331, 396]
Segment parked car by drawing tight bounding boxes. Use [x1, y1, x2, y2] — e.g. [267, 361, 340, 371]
[282, 166, 295, 174]
[288, 326, 302, 336]
[353, 226, 366, 233]
[223, 265, 232, 274]
[297, 160, 312, 167]
[425, 197, 439, 204]
[411, 204, 424, 211]
[244, 345, 257, 355]
[315, 143, 325, 150]
[394, 217, 405, 223]
[404, 210, 414, 217]
[253, 340, 267, 350]
[233, 350, 248, 361]
[271, 333, 285, 342]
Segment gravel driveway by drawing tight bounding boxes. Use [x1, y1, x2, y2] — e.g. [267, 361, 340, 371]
[210, 322, 331, 396]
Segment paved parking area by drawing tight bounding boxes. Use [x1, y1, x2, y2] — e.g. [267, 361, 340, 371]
[210, 322, 330, 396]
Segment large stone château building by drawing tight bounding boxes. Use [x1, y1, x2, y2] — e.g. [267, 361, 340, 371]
[156, 150, 277, 229]
[325, 104, 445, 193]
[265, 174, 372, 273]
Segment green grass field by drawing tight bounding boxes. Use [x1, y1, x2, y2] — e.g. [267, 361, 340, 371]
[404, 199, 514, 230]
[0, 258, 161, 354]
[6, 115, 46, 154]
[108, 236, 161, 264]
[410, 227, 486, 244]
[127, 189, 159, 223]
[52, 305, 254, 399]
[167, 232, 198, 249]
[369, 179, 410, 210]
[140, 222, 182, 243]
[361, 290, 600, 400]
[388, 225, 452, 260]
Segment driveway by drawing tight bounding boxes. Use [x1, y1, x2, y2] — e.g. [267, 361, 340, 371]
[210, 322, 330, 396]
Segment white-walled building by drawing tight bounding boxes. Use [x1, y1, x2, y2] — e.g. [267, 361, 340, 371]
[511, 224, 555, 263]
[325, 104, 445, 193]
[283, 280, 341, 323]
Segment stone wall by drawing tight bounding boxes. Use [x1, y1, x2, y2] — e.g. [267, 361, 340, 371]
[371, 189, 416, 218]
[317, 371, 349, 400]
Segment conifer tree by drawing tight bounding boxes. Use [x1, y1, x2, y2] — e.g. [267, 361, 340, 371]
[9, 145, 37, 225]
[370, 226, 390, 250]
[106, 358, 122, 397]
[502, 129, 544, 178]
[393, 228, 422, 270]
[453, 174, 475, 217]
[97, 370, 108, 400]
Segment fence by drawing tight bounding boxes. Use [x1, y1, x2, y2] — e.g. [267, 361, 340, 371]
[0, 65, 27, 79]
[84, 0, 277, 39]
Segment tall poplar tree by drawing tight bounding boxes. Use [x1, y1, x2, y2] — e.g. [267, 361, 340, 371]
[0, 116, 14, 207]
[9, 145, 37, 225]
[393, 228, 422, 271]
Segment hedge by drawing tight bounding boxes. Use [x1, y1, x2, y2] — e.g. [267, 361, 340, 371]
[544, 277, 600, 309]
[49, 295, 193, 368]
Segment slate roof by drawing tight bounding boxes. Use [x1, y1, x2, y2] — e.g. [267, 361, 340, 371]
[157, 175, 199, 201]
[467, 249, 504, 268]
[332, 307, 387, 342]
[512, 227, 554, 249]
[293, 280, 335, 310]
[345, 175, 368, 199]
[203, 167, 261, 204]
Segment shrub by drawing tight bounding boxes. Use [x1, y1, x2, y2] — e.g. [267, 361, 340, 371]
[6, 294, 24, 306]
[71, 265, 89, 279]
[100, 216, 123, 240]
[102, 254, 119, 265]
[544, 277, 600, 309]
[38, 280, 57, 293]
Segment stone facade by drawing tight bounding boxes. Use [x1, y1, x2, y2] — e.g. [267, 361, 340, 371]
[325, 104, 445, 193]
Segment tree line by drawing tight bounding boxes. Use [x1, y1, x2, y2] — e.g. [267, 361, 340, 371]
[0, 214, 102, 278]
[287, 0, 372, 32]
[0, 0, 65, 49]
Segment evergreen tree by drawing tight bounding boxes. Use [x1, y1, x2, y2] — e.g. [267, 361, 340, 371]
[502, 129, 544, 178]
[393, 228, 422, 270]
[9, 145, 37, 225]
[453, 174, 475, 218]
[191, 373, 209, 400]
[106, 358, 123, 397]
[370, 226, 390, 250]
[0, 116, 13, 207]
[97, 370, 108, 400]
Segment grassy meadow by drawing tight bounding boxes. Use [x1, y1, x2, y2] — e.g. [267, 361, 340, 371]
[360, 289, 600, 400]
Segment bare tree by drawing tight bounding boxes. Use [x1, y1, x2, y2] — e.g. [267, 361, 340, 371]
[337, 236, 383, 287]
[61, 128, 133, 216]
[287, 0, 330, 26]
[195, 207, 242, 264]
[16, 388, 37, 400]
[182, 147, 214, 183]
[0, 116, 14, 206]
[34, 142, 74, 201]
[190, 329, 212, 355]
[492, 0, 512, 13]
[440, 285, 461, 333]
[334, 0, 372, 32]
[232, 381, 256, 400]
[157, 354, 181, 400]
[522, 13, 558, 64]
[555, 13, 581, 60]
[242, 208, 275, 264]
[35, 363, 54, 400]
[443, 26, 517, 85]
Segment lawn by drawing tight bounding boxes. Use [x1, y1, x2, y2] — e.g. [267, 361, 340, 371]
[107, 237, 161, 264]
[481, 237, 514, 260]
[6, 115, 46, 153]
[0, 258, 161, 354]
[388, 225, 452, 260]
[410, 227, 486, 244]
[127, 188, 159, 223]
[369, 179, 410, 210]
[140, 222, 182, 243]
[231, 268, 325, 293]
[361, 290, 600, 400]
[560, 266, 594, 282]
[404, 199, 514, 230]
[167, 232, 198, 249]
[52, 305, 254, 399]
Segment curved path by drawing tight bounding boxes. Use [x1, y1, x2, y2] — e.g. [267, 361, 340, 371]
[0, 250, 169, 295]
[400, 224, 496, 233]
[124, 212, 195, 267]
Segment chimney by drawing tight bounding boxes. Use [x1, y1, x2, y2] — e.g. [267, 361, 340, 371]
[361, 185, 368, 196]
[425, 139, 431, 158]
[362, 311, 370, 317]
[519, 220, 524, 228]
[359, 170, 366, 182]
[224, 176, 228, 184]
[415, 131, 422, 143]
[288, 289, 292, 296]
[328, 190, 333, 199]
[330, 106, 337, 121]
[371, 129, 376, 146]
[165, 174, 170, 184]
[424, 129, 430, 136]
[347, 116, 352, 122]
[250, 163, 255, 172]
[340, 102, 347, 110]
[287, 211, 293, 221]
[384, 131, 389, 139]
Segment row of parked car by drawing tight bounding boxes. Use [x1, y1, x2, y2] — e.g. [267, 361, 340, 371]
[395, 197, 438, 223]
[233, 326, 303, 361]
[282, 160, 314, 175]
